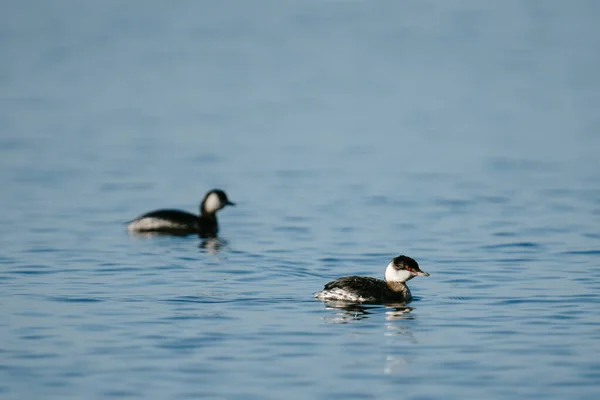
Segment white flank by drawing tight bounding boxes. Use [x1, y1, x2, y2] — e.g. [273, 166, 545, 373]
[314, 288, 370, 302]
[127, 217, 184, 232]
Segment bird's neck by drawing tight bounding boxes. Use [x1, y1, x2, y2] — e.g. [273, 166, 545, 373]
[386, 280, 409, 294]
[200, 210, 217, 219]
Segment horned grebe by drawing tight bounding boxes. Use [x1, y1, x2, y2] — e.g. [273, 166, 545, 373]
[314, 255, 429, 303]
[127, 189, 234, 238]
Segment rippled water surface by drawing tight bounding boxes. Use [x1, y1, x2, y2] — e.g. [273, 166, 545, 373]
[2, 1, 600, 399]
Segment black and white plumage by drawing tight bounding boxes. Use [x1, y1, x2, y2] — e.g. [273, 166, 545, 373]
[314, 255, 430, 303]
[127, 189, 235, 238]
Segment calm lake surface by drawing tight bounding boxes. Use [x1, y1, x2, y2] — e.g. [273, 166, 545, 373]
[1, 1, 600, 399]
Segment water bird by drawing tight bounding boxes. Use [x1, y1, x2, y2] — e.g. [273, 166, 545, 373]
[127, 189, 235, 238]
[314, 255, 430, 303]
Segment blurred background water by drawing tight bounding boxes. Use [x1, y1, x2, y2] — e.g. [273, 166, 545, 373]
[1, 1, 600, 398]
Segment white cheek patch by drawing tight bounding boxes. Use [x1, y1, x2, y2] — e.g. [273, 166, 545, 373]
[384, 263, 414, 283]
[203, 193, 222, 213]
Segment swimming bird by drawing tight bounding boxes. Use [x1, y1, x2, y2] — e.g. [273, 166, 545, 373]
[127, 189, 234, 237]
[314, 255, 429, 303]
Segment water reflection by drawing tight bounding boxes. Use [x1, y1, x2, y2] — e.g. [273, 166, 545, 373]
[384, 354, 411, 374]
[384, 321, 417, 341]
[384, 309, 419, 373]
[320, 300, 414, 324]
[383, 322, 418, 373]
[199, 238, 228, 254]
[127, 230, 191, 238]
[127, 230, 228, 253]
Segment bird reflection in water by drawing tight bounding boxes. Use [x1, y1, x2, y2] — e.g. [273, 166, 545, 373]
[128, 233, 228, 254]
[320, 300, 414, 324]
[128, 230, 190, 238]
[319, 300, 419, 371]
[383, 321, 419, 374]
[199, 238, 228, 254]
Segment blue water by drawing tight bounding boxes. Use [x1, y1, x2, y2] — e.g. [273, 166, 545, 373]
[2, 1, 600, 398]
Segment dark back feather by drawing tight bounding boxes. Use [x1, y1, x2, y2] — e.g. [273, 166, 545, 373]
[323, 276, 388, 297]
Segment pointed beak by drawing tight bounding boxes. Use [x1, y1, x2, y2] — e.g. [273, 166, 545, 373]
[226, 200, 235, 206]
[415, 270, 430, 277]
